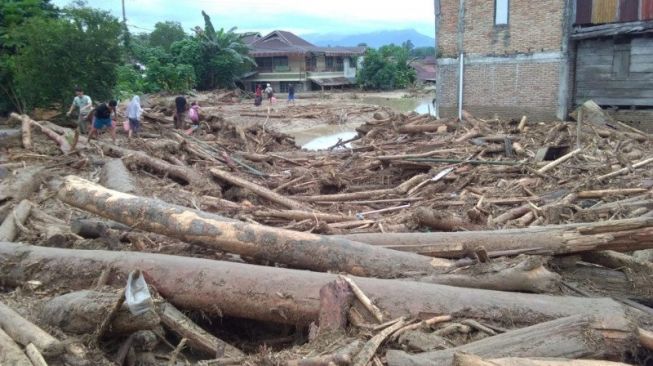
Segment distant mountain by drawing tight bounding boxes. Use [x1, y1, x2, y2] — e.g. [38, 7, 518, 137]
[302, 29, 435, 49]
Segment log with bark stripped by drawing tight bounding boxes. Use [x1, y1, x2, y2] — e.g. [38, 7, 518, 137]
[0, 242, 628, 327]
[57, 175, 447, 277]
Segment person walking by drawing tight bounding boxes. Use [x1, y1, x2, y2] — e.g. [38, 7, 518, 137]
[66, 87, 93, 134]
[174, 95, 187, 130]
[126, 95, 143, 139]
[287, 84, 295, 105]
[264, 83, 274, 103]
[254, 84, 263, 106]
[88, 100, 117, 143]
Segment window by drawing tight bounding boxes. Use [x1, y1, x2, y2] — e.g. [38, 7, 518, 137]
[495, 0, 509, 25]
[325, 56, 344, 71]
[255, 56, 288, 72]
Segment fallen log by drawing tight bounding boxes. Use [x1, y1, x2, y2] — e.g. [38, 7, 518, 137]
[254, 209, 356, 223]
[0, 166, 45, 204]
[58, 175, 445, 277]
[159, 302, 244, 358]
[597, 156, 653, 181]
[318, 277, 353, 333]
[412, 207, 483, 231]
[0, 199, 32, 242]
[386, 314, 634, 366]
[452, 353, 631, 366]
[25, 343, 48, 366]
[40, 290, 160, 335]
[0, 243, 628, 326]
[0, 327, 31, 366]
[32, 120, 72, 153]
[397, 123, 447, 134]
[286, 341, 363, 366]
[537, 148, 582, 174]
[100, 158, 137, 194]
[0, 301, 63, 355]
[70, 218, 131, 239]
[339, 217, 653, 258]
[210, 168, 307, 210]
[99, 143, 211, 188]
[414, 256, 560, 293]
[0, 128, 22, 148]
[19, 114, 32, 149]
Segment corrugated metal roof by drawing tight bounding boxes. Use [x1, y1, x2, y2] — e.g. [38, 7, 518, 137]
[309, 77, 354, 86]
[643, 0, 653, 19]
[619, 0, 639, 21]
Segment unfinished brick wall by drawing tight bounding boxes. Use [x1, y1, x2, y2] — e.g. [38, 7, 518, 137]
[437, 60, 562, 120]
[439, 0, 566, 57]
[437, 0, 568, 120]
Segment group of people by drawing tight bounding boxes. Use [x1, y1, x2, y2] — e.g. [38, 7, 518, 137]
[67, 87, 201, 142]
[67, 87, 144, 142]
[254, 83, 295, 106]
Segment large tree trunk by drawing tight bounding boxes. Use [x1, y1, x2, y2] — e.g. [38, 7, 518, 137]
[340, 217, 653, 258]
[57, 175, 446, 278]
[386, 314, 635, 366]
[0, 327, 31, 366]
[0, 301, 63, 355]
[0, 167, 45, 205]
[452, 353, 632, 366]
[100, 158, 137, 194]
[99, 143, 215, 190]
[0, 200, 31, 241]
[0, 128, 22, 148]
[40, 290, 160, 336]
[0, 243, 627, 327]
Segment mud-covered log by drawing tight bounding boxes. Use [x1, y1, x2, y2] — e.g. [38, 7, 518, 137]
[414, 256, 561, 293]
[0, 301, 63, 355]
[0, 327, 31, 366]
[452, 353, 632, 366]
[159, 302, 244, 358]
[0, 243, 628, 326]
[254, 209, 357, 223]
[70, 218, 131, 239]
[411, 207, 483, 231]
[40, 290, 160, 335]
[58, 175, 445, 278]
[0, 167, 45, 205]
[0, 200, 31, 242]
[99, 143, 211, 188]
[210, 168, 307, 210]
[100, 158, 137, 194]
[386, 314, 635, 366]
[0, 128, 22, 148]
[318, 277, 354, 333]
[340, 217, 653, 258]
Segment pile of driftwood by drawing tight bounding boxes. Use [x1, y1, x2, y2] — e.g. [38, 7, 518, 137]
[0, 96, 652, 365]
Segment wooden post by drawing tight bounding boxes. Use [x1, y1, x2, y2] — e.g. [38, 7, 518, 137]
[577, 107, 583, 149]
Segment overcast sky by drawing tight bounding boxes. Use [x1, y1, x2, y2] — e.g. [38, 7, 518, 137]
[52, 0, 435, 37]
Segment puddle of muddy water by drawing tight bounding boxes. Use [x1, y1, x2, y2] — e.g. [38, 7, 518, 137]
[293, 95, 437, 151]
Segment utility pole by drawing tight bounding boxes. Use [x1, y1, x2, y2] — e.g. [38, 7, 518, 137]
[122, 0, 126, 23]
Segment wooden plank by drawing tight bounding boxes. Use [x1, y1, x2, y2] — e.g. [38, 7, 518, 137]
[631, 62, 653, 72]
[577, 0, 594, 24]
[619, 0, 639, 21]
[643, 0, 653, 19]
[585, 97, 653, 105]
[576, 80, 653, 89]
[592, 0, 618, 23]
[576, 88, 653, 98]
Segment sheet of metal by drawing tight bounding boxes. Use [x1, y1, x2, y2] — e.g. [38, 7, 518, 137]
[619, 0, 639, 21]
[643, 0, 653, 19]
[592, 0, 618, 23]
[576, 0, 594, 24]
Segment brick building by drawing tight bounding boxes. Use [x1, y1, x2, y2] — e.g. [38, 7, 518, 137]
[435, 0, 653, 121]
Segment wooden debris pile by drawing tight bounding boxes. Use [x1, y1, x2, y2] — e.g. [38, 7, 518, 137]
[0, 96, 652, 365]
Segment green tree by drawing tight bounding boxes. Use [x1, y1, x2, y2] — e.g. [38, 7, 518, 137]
[0, 0, 57, 113]
[149, 21, 186, 52]
[180, 11, 254, 90]
[357, 45, 416, 90]
[10, 3, 122, 110]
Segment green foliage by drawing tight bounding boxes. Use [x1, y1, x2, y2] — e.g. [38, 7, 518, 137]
[357, 45, 416, 90]
[411, 46, 438, 58]
[7, 3, 122, 111]
[149, 21, 185, 52]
